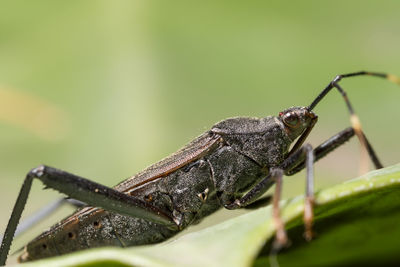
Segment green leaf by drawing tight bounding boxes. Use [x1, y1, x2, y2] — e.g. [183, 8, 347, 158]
[18, 164, 400, 267]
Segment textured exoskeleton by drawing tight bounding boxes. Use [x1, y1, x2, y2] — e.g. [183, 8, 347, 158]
[1, 71, 397, 265]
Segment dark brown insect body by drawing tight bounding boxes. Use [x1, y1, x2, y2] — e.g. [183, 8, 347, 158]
[1, 71, 398, 266]
[20, 114, 301, 262]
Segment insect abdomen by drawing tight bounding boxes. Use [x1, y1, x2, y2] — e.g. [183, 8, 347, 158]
[20, 206, 179, 262]
[19, 208, 116, 262]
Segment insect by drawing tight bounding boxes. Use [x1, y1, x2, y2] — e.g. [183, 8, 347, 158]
[0, 71, 398, 265]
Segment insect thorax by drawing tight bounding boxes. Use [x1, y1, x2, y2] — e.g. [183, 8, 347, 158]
[211, 116, 292, 167]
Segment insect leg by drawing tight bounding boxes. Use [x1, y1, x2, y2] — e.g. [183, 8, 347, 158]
[226, 126, 355, 212]
[225, 144, 315, 247]
[283, 127, 370, 241]
[243, 195, 272, 209]
[0, 198, 64, 245]
[65, 198, 86, 208]
[270, 168, 287, 249]
[284, 127, 378, 175]
[33, 165, 177, 225]
[224, 142, 316, 210]
[0, 171, 33, 266]
[0, 198, 85, 246]
[303, 145, 314, 241]
[223, 172, 274, 210]
[0, 165, 177, 266]
[274, 144, 314, 248]
[332, 82, 380, 173]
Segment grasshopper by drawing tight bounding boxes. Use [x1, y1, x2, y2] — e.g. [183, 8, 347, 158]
[0, 71, 398, 265]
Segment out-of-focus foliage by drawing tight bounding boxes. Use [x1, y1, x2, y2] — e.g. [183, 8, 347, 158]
[0, 0, 400, 264]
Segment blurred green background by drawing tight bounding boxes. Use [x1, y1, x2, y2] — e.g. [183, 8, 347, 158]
[1, 0, 399, 260]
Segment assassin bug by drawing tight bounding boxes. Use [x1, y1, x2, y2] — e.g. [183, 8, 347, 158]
[0, 71, 399, 265]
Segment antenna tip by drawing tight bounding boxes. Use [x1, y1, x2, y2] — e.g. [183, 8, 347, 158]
[387, 74, 400, 85]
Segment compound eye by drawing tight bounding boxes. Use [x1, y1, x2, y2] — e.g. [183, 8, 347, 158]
[283, 112, 300, 128]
